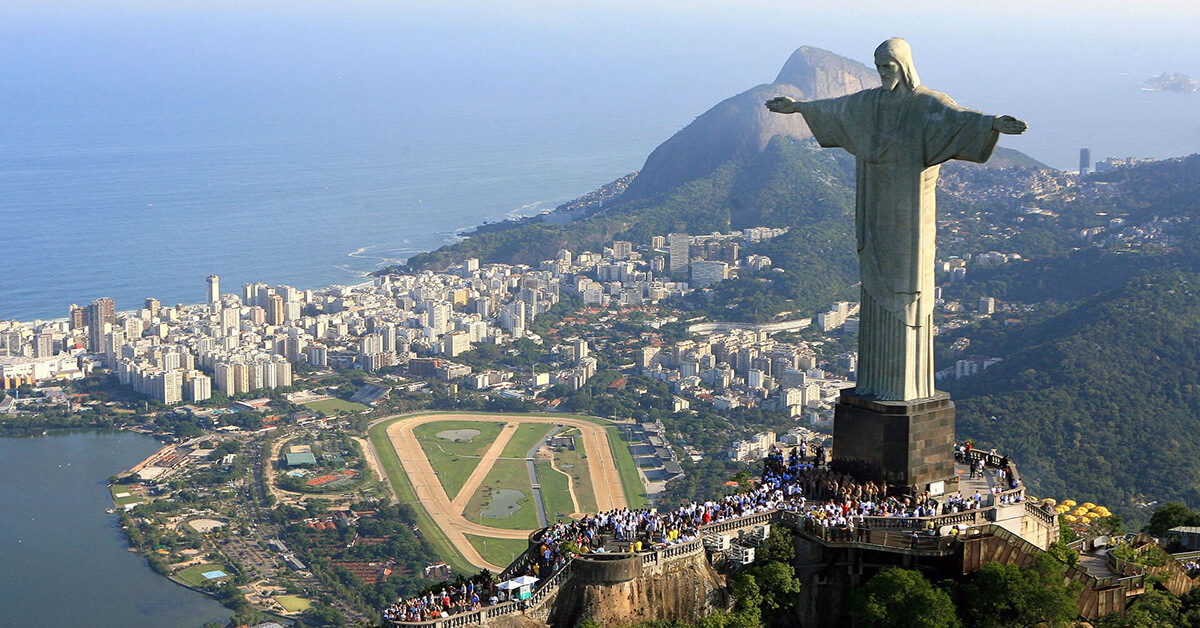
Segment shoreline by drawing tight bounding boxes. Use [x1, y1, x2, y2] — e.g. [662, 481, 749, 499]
[3, 189, 577, 326]
[3, 172, 624, 325]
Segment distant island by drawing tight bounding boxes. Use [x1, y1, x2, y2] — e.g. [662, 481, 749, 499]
[1142, 71, 1198, 93]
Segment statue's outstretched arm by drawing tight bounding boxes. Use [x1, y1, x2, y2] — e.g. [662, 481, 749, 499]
[765, 96, 809, 115]
[992, 115, 1027, 135]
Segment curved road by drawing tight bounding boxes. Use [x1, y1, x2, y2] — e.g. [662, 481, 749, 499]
[374, 413, 629, 572]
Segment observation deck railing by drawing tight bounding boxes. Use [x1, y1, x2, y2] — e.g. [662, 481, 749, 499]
[389, 448, 1046, 626]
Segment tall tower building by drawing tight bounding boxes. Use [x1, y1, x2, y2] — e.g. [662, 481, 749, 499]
[86, 297, 116, 353]
[220, 307, 240, 337]
[68, 304, 85, 330]
[206, 275, 221, 308]
[33, 333, 54, 358]
[1079, 148, 1091, 176]
[668, 233, 690, 273]
[144, 298, 161, 317]
[267, 294, 285, 326]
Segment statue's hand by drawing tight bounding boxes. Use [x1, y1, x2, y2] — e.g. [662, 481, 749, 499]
[993, 115, 1028, 135]
[765, 96, 797, 114]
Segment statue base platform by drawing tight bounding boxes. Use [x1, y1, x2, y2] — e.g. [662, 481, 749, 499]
[832, 389, 956, 491]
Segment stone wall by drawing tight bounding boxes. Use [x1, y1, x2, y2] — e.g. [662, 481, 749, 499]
[548, 550, 727, 627]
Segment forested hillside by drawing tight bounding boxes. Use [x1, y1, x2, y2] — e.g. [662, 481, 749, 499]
[938, 156, 1200, 522]
[949, 272, 1200, 520]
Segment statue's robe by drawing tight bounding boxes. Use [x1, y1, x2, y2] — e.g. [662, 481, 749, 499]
[800, 86, 998, 400]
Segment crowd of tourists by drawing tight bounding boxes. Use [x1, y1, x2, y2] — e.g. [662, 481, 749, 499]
[382, 441, 1022, 623]
[381, 576, 498, 623]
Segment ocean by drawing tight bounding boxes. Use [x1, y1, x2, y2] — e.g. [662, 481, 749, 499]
[0, 101, 675, 321]
[2, 5, 1200, 323]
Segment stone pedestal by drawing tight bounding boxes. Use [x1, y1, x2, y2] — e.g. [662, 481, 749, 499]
[832, 389, 956, 490]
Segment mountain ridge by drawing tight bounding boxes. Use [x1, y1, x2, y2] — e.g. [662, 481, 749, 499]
[622, 46, 881, 200]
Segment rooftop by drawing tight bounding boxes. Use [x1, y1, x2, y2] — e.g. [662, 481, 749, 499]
[285, 452, 317, 467]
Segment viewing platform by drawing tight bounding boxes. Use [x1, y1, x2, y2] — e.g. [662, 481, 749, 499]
[384, 447, 1061, 627]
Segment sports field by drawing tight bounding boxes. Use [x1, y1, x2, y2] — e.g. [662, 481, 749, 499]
[176, 563, 232, 588]
[110, 485, 143, 507]
[367, 412, 646, 573]
[275, 595, 312, 612]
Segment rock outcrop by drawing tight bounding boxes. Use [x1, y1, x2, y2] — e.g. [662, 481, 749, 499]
[543, 551, 727, 627]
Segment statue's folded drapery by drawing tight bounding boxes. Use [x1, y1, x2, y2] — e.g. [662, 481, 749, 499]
[799, 86, 998, 400]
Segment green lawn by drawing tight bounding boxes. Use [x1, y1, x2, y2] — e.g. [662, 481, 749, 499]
[536, 460, 577, 521]
[552, 432, 597, 515]
[463, 459, 539, 530]
[412, 420, 506, 500]
[368, 415, 476, 575]
[275, 595, 312, 612]
[500, 423, 554, 459]
[465, 534, 530, 570]
[176, 563, 232, 588]
[303, 398, 369, 414]
[528, 413, 649, 509]
[366, 412, 648, 576]
[109, 484, 143, 507]
[605, 425, 649, 509]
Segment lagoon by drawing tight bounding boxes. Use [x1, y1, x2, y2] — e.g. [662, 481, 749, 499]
[0, 431, 230, 628]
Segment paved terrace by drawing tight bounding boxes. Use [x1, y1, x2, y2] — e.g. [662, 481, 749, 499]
[386, 448, 1041, 627]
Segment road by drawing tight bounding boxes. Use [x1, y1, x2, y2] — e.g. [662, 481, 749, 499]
[526, 425, 562, 528]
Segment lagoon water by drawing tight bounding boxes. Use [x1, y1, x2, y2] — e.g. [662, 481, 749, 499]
[0, 431, 231, 628]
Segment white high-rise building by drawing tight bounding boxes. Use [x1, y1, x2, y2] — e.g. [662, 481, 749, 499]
[306, 344, 328, 367]
[207, 275, 221, 307]
[443, 331, 471, 357]
[159, 369, 184, 405]
[214, 362, 236, 395]
[186, 373, 212, 402]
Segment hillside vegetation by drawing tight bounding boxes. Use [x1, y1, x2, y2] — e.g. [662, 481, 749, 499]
[949, 271, 1200, 517]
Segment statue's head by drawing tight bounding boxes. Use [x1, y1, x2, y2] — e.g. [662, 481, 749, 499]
[874, 38, 921, 92]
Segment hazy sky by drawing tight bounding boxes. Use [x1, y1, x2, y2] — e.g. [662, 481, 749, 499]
[3, 1, 1199, 167]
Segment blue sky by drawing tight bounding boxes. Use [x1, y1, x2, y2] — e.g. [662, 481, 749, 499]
[3, 1, 1199, 167]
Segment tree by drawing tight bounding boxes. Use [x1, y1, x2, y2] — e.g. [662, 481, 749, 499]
[1143, 502, 1200, 536]
[301, 602, 348, 627]
[851, 568, 960, 628]
[747, 561, 801, 613]
[1095, 588, 1183, 628]
[958, 553, 1080, 628]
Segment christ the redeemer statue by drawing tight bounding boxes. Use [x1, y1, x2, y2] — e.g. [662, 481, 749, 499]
[767, 38, 1027, 401]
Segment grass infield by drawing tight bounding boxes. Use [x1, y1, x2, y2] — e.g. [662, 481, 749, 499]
[411, 420, 505, 500]
[175, 563, 231, 588]
[367, 411, 648, 574]
[500, 423, 554, 459]
[465, 534, 530, 570]
[275, 595, 312, 613]
[463, 459, 539, 530]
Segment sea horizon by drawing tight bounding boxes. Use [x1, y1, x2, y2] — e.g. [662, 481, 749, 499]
[5, 4, 1200, 323]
